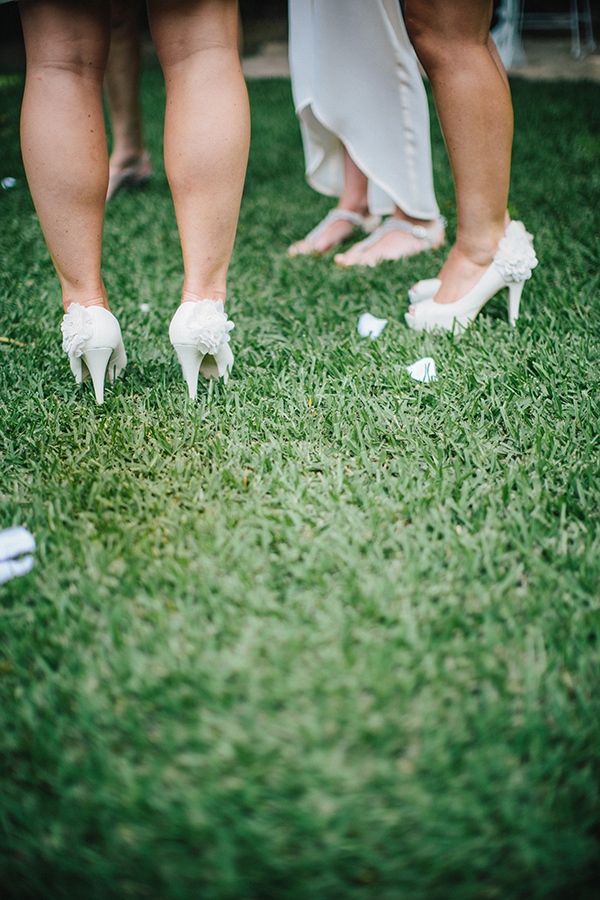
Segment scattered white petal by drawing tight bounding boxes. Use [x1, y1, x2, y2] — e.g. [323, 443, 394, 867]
[1, 177, 17, 190]
[407, 357, 437, 383]
[140, 303, 151, 313]
[357, 312, 388, 339]
[0, 526, 36, 585]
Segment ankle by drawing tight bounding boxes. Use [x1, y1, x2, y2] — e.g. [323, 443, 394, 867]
[337, 199, 369, 217]
[455, 225, 505, 267]
[182, 289, 226, 306]
[454, 240, 499, 268]
[393, 210, 439, 229]
[62, 293, 109, 313]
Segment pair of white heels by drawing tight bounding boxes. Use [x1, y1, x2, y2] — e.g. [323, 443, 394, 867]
[404, 221, 538, 334]
[61, 299, 234, 404]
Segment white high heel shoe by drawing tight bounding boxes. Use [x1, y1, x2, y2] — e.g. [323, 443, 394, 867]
[407, 277, 443, 305]
[407, 221, 534, 305]
[404, 229, 538, 334]
[169, 299, 234, 399]
[61, 304, 127, 403]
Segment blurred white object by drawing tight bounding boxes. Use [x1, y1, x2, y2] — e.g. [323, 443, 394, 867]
[406, 357, 437, 383]
[357, 312, 388, 339]
[492, 0, 596, 68]
[491, 0, 526, 69]
[519, 0, 596, 60]
[140, 303, 150, 313]
[1, 177, 17, 190]
[0, 527, 36, 585]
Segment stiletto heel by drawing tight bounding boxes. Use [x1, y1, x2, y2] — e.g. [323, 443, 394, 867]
[61, 304, 127, 404]
[507, 280, 525, 326]
[404, 229, 537, 334]
[169, 299, 234, 399]
[172, 344, 203, 400]
[83, 347, 113, 404]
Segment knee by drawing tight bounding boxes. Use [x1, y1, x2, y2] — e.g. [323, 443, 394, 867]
[405, 2, 492, 76]
[149, 0, 240, 69]
[405, 11, 450, 76]
[20, 4, 110, 82]
[32, 51, 106, 85]
[29, 33, 109, 83]
[110, 0, 141, 33]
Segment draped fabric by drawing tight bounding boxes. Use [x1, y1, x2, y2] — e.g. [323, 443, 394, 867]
[288, 0, 439, 218]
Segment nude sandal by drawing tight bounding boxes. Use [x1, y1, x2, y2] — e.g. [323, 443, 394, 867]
[106, 152, 152, 203]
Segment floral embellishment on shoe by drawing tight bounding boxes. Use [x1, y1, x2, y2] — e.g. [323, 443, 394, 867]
[187, 299, 235, 356]
[61, 303, 94, 358]
[494, 236, 538, 282]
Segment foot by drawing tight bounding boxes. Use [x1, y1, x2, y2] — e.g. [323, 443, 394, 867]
[334, 215, 445, 267]
[408, 219, 534, 305]
[405, 232, 538, 333]
[107, 151, 152, 202]
[287, 208, 379, 256]
[409, 245, 493, 313]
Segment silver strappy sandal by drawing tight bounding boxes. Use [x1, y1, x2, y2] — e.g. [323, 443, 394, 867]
[287, 208, 381, 257]
[335, 215, 446, 267]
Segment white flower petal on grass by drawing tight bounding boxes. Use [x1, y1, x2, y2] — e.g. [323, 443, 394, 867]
[406, 357, 437, 383]
[357, 312, 388, 339]
[0, 526, 36, 585]
[140, 303, 151, 313]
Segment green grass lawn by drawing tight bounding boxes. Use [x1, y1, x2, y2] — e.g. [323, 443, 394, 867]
[1, 63, 600, 900]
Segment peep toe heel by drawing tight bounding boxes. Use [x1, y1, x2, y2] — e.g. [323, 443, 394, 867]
[407, 220, 535, 306]
[404, 229, 538, 335]
[61, 304, 127, 403]
[169, 299, 234, 399]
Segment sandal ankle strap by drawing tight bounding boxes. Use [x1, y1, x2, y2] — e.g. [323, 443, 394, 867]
[303, 208, 376, 243]
[359, 215, 446, 251]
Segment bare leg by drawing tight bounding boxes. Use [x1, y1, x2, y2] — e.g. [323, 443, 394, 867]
[19, 0, 111, 311]
[148, 0, 250, 305]
[489, 30, 512, 232]
[105, 0, 152, 199]
[288, 147, 370, 255]
[405, 0, 513, 306]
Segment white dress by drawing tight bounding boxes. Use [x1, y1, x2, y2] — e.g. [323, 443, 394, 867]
[288, 0, 439, 220]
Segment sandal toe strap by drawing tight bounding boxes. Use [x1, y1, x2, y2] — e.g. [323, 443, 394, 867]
[359, 215, 446, 251]
[303, 208, 369, 243]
